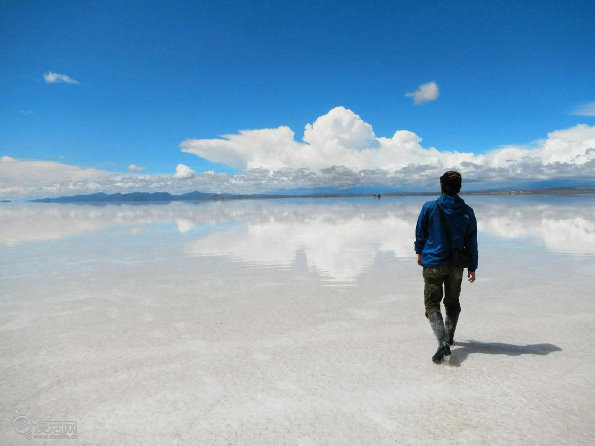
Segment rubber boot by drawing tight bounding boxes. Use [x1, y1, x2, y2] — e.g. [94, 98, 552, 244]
[445, 313, 459, 346]
[427, 312, 451, 363]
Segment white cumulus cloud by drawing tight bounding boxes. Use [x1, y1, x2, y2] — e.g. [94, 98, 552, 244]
[43, 71, 79, 84]
[174, 164, 196, 179]
[405, 81, 439, 105]
[182, 106, 404, 171]
[127, 164, 146, 172]
[2, 107, 595, 200]
[181, 106, 595, 183]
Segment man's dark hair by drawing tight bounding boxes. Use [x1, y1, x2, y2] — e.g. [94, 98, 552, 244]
[440, 170, 462, 195]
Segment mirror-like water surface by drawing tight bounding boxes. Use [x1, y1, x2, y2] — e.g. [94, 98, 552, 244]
[1, 196, 594, 445]
[2, 196, 594, 284]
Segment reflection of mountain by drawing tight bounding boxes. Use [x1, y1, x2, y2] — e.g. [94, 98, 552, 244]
[2, 197, 594, 280]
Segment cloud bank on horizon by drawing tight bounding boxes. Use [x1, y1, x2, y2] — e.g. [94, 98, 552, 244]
[1, 107, 594, 199]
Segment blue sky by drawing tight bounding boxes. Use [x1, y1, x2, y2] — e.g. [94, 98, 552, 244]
[1, 0, 594, 198]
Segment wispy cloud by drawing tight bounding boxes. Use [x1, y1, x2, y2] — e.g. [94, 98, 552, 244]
[405, 81, 439, 105]
[43, 71, 79, 85]
[20, 110, 34, 115]
[127, 164, 146, 172]
[573, 102, 595, 117]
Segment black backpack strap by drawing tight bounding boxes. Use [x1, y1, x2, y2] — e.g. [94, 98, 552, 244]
[436, 200, 455, 251]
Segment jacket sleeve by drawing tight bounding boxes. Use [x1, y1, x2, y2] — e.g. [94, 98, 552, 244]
[466, 209, 478, 271]
[414, 205, 428, 254]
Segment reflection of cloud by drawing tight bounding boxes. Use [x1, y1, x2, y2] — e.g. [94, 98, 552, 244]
[186, 214, 415, 282]
[185, 198, 595, 281]
[540, 217, 595, 254]
[0, 203, 226, 246]
[1, 204, 111, 247]
[2, 198, 593, 281]
[479, 203, 595, 255]
[176, 218, 195, 233]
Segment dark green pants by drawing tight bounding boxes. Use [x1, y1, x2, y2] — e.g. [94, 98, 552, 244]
[423, 265, 464, 318]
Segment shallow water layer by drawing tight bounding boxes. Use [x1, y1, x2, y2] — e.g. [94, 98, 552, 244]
[1, 196, 594, 445]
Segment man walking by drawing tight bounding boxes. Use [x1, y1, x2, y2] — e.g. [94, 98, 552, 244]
[414, 171, 478, 363]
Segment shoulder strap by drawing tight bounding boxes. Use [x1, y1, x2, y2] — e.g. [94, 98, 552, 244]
[436, 201, 454, 250]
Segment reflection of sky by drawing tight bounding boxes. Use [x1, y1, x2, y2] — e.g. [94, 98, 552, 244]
[1, 196, 594, 281]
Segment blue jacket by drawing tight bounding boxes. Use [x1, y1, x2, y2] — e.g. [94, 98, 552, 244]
[415, 194, 478, 271]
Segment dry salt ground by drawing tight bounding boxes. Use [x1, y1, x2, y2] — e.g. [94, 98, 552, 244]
[1, 196, 594, 445]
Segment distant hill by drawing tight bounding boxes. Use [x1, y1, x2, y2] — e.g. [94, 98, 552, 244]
[30, 191, 371, 203]
[31, 191, 219, 203]
[29, 186, 595, 203]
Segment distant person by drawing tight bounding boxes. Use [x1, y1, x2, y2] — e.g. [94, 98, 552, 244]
[414, 171, 478, 363]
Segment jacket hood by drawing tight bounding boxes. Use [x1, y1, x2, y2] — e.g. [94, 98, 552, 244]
[437, 193, 466, 215]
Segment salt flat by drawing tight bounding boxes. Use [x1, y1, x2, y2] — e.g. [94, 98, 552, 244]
[1, 196, 594, 445]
